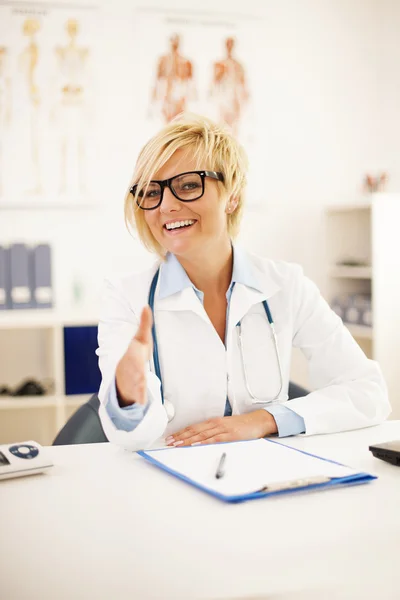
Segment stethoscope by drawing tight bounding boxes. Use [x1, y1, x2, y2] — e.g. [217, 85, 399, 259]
[148, 268, 284, 422]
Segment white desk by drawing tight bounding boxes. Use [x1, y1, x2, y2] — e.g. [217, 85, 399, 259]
[1, 422, 400, 600]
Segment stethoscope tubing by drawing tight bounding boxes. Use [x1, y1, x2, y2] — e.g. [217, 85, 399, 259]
[148, 268, 284, 409]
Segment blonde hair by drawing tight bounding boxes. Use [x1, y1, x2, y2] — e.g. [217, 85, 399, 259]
[124, 113, 248, 257]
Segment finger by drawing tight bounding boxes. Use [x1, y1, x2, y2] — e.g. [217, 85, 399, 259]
[168, 421, 218, 444]
[135, 305, 153, 345]
[122, 371, 147, 406]
[133, 372, 148, 405]
[198, 433, 230, 445]
[177, 427, 223, 447]
[171, 419, 220, 439]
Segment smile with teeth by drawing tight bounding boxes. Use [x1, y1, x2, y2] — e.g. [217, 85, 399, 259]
[164, 219, 196, 230]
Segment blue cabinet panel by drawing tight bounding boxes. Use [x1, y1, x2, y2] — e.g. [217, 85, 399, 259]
[63, 326, 101, 395]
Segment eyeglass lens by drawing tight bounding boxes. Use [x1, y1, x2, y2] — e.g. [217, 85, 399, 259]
[137, 172, 204, 209]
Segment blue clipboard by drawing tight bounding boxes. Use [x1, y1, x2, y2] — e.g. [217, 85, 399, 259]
[138, 438, 376, 504]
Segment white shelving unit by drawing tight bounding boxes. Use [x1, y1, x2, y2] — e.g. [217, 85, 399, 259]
[326, 193, 400, 418]
[328, 265, 372, 279]
[0, 309, 99, 445]
[345, 323, 373, 340]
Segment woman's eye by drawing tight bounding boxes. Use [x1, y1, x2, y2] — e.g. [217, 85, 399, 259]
[145, 189, 160, 198]
[182, 182, 200, 190]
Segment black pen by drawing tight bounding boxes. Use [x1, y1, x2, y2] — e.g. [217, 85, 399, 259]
[215, 452, 227, 479]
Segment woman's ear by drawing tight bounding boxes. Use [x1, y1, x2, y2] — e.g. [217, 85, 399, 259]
[226, 198, 238, 214]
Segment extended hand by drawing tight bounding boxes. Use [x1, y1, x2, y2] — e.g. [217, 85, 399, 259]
[115, 305, 153, 407]
[166, 410, 278, 447]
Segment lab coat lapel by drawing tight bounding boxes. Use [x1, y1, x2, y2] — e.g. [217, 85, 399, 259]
[154, 258, 210, 325]
[228, 276, 281, 334]
[154, 251, 282, 330]
[228, 284, 268, 332]
[156, 286, 211, 325]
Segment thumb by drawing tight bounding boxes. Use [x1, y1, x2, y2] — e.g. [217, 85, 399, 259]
[135, 305, 153, 346]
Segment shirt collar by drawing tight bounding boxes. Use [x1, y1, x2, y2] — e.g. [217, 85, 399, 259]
[158, 244, 262, 300]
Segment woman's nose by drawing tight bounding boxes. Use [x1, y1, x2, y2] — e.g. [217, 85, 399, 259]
[160, 187, 181, 213]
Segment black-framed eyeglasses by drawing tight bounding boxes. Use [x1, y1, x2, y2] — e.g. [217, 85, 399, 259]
[130, 170, 224, 210]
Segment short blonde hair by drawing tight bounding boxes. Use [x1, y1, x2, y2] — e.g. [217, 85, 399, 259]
[124, 113, 248, 257]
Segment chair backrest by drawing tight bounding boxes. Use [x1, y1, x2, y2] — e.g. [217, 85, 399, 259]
[52, 394, 108, 445]
[288, 381, 309, 399]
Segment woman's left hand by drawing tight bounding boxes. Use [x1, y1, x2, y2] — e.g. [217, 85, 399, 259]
[166, 410, 278, 447]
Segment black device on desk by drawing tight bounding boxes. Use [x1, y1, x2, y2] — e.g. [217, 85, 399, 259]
[369, 440, 400, 466]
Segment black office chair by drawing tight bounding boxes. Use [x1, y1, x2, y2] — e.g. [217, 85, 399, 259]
[53, 382, 309, 446]
[53, 394, 108, 445]
[288, 381, 309, 401]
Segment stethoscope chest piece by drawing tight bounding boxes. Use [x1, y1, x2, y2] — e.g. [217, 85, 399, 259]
[164, 398, 175, 422]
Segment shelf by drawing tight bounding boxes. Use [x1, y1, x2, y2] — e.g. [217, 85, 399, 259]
[329, 266, 372, 279]
[64, 394, 92, 408]
[326, 203, 371, 213]
[345, 323, 373, 340]
[0, 310, 99, 329]
[0, 394, 91, 410]
[0, 396, 60, 410]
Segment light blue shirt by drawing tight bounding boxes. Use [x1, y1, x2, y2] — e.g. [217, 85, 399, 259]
[105, 247, 306, 437]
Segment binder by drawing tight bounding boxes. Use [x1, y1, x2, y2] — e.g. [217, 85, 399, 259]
[138, 439, 376, 503]
[31, 244, 53, 309]
[0, 245, 10, 310]
[9, 243, 33, 309]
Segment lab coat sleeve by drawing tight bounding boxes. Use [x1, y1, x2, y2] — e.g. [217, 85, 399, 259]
[96, 277, 168, 450]
[265, 405, 306, 437]
[104, 377, 149, 432]
[280, 268, 391, 435]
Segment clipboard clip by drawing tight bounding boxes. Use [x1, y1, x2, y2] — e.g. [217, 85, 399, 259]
[257, 475, 332, 493]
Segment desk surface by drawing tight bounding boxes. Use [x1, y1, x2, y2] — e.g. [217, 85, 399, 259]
[1, 422, 400, 600]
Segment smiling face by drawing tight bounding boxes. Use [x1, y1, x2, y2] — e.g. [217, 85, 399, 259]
[142, 149, 231, 260]
[127, 114, 248, 258]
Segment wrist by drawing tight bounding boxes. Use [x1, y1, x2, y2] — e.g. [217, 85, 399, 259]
[115, 367, 136, 407]
[115, 355, 138, 407]
[115, 382, 132, 407]
[254, 409, 278, 437]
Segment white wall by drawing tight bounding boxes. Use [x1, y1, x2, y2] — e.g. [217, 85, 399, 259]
[0, 0, 383, 319]
[376, 0, 400, 192]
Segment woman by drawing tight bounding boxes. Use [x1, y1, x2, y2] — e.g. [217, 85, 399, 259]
[97, 114, 390, 450]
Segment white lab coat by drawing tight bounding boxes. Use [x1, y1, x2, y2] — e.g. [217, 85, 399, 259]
[97, 251, 391, 450]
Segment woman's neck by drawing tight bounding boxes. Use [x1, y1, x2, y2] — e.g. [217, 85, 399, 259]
[177, 240, 233, 296]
